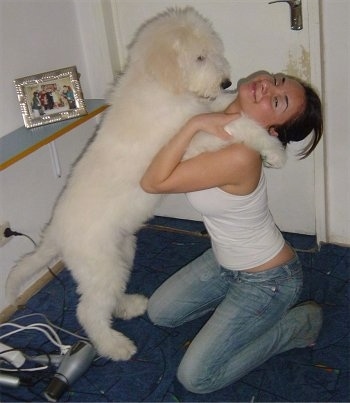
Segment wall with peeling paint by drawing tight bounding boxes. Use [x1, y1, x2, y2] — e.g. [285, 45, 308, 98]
[285, 45, 311, 82]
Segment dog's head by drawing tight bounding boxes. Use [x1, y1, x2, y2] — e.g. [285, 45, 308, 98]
[128, 7, 231, 99]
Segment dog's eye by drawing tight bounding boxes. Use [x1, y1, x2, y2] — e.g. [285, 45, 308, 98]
[197, 55, 205, 62]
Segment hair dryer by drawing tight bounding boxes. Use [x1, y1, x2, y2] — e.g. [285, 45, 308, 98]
[43, 340, 96, 402]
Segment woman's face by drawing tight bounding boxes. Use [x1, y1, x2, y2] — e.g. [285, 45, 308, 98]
[233, 72, 306, 132]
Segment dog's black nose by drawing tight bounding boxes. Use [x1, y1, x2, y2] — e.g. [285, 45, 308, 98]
[221, 79, 232, 89]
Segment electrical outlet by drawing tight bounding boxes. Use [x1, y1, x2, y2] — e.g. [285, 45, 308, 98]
[0, 221, 11, 247]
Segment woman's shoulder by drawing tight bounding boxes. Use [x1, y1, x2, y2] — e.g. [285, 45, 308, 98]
[224, 142, 262, 169]
[218, 143, 262, 195]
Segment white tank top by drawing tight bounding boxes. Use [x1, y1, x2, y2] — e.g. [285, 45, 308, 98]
[186, 171, 285, 271]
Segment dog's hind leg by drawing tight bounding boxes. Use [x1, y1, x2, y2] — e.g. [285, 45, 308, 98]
[66, 240, 142, 360]
[77, 290, 138, 361]
[115, 293, 148, 320]
[114, 233, 148, 320]
[120, 232, 137, 267]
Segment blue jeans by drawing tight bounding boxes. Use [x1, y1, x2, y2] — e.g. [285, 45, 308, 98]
[147, 248, 306, 394]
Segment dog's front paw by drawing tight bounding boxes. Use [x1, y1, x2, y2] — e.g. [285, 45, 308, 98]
[114, 294, 148, 319]
[262, 149, 287, 168]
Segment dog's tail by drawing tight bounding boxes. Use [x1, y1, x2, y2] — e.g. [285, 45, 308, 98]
[5, 233, 59, 306]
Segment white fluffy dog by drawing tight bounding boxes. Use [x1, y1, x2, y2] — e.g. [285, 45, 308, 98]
[6, 8, 285, 361]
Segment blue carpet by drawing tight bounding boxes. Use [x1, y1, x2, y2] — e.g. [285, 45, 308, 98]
[1, 216, 349, 402]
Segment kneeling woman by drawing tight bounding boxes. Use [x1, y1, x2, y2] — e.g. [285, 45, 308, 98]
[140, 71, 323, 394]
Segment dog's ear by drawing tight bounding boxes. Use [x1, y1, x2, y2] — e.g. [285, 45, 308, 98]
[144, 38, 185, 93]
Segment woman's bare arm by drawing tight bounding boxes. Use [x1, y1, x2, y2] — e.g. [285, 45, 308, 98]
[140, 113, 261, 195]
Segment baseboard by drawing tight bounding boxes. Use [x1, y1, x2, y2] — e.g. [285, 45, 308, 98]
[0, 261, 65, 323]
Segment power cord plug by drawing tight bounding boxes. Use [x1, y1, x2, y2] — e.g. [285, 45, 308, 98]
[4, 227, 24, 238]
[3, 227, 36, 246]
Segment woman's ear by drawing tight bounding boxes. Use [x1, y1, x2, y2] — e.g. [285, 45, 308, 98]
[268, 126, 279, 137]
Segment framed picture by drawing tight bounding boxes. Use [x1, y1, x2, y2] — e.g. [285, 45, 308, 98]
[14, 66, 87, 128]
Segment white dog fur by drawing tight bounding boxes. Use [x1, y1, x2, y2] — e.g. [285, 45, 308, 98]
[6, 8, 286, 360]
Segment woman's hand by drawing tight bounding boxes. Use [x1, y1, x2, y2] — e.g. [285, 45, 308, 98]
[187, 112, 241, 141]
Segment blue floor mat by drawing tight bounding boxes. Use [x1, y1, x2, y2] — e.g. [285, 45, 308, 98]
[1, 216, 349, 402]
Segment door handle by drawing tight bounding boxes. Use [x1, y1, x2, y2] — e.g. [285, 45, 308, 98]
[268, 0, 303, 30]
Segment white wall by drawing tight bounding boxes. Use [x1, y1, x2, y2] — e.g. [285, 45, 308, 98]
[0, 0, 112, 310]
[321, 0, 350, 245]
[1, 1, 82, 136]
[0, 0, 349, 313]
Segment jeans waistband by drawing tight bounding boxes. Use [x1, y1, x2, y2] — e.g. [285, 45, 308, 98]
[221, 254, 301, 281]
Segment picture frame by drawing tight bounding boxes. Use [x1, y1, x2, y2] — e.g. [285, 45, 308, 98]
[14, 66, 87, 129]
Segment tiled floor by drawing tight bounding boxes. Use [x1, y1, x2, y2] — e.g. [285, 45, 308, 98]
[1, 216, 349, 402]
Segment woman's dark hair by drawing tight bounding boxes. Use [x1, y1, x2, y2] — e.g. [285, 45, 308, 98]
[274, 78, 323, 159]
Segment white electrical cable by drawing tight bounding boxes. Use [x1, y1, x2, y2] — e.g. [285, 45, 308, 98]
[11, 313, 89, 341]
[0, 313, 91, 373]
[0, 323, 70, 354]
[0, 362, 49, 372]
